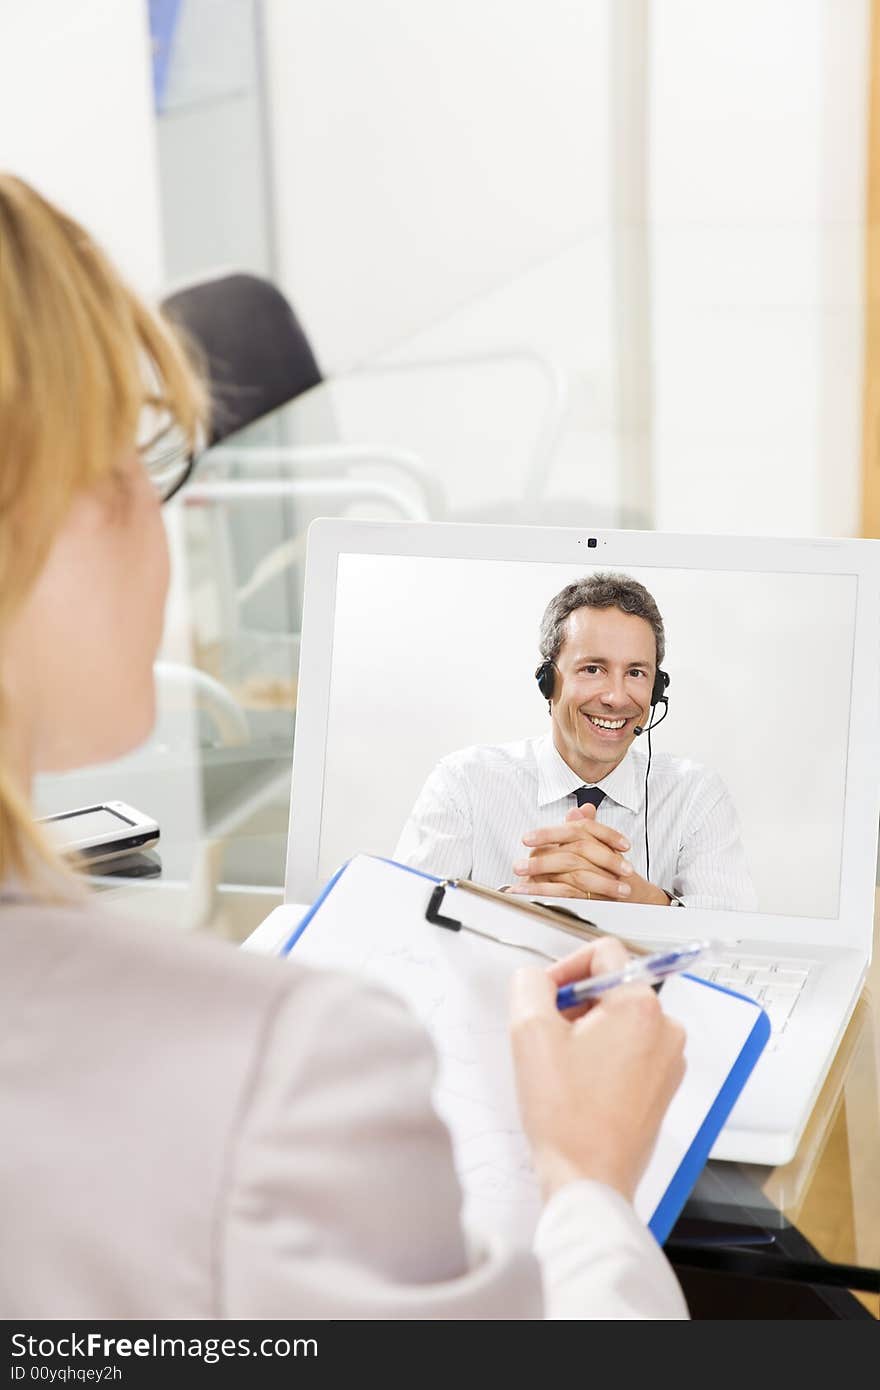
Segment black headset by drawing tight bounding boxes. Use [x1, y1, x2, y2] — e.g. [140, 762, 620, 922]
[534, 659, 669, 717]
[533, 658, 670, 882]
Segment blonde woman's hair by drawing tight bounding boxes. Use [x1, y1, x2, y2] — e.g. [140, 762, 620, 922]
[0, 174, 207, 892]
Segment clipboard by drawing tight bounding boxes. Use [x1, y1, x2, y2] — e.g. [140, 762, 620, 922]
[281, 854, 771, 1246]
[422, 877, 654, 956]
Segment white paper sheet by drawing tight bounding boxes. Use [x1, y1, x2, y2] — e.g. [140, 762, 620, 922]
[287, 855, 766, 1241]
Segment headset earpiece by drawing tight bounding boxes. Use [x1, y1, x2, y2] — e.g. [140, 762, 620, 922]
[635, 669, 670, 736]
[535, 660, 555, 702]
[651, 668, 670, 709]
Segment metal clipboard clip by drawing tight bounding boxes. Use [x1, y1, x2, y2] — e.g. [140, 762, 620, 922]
[424, 878, 652, 962]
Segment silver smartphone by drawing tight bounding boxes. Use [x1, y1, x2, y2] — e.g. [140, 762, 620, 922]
[38, 800, 160, 865]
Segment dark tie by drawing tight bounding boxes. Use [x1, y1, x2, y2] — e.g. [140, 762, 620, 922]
[575, 786, 605, 809]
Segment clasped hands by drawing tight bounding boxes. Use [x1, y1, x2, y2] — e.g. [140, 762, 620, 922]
[510, 802, 669, 905]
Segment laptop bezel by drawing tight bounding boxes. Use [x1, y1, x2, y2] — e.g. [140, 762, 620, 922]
[286, 520, 880, 956]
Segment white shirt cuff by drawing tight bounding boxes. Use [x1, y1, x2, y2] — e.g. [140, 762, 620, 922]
[534, 1180, 689, 1320]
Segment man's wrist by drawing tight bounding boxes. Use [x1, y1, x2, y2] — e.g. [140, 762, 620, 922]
[630, 877, 669, 906]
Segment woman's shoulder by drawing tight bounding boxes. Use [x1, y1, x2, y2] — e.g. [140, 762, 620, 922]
[0, 894, 426, 1061]
[1, 895, 288, 1002]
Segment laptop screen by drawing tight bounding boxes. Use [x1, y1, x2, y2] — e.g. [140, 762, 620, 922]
[310, 552, 858, 921]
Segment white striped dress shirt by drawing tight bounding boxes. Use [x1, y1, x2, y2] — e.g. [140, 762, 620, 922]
[393, 734, 757, 912]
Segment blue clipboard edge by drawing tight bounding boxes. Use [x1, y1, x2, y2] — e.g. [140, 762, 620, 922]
[648, 975, 772, 1246]
[280, 855, 440, 956]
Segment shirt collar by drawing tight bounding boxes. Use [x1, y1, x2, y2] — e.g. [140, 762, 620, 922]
[535, 734, 643, 814]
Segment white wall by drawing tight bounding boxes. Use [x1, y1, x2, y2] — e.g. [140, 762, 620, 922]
[263, 0, 609, 371]
[0, 0, 163, 293]
[262, 1, 621, 522]
[263, 0, 868, 539]
[649, 0, 868, 537]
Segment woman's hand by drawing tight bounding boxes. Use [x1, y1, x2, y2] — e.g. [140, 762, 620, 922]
[509, 937, 686, 1202]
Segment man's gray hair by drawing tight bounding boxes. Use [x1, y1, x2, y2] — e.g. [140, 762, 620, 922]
[539, 572, 665, 666]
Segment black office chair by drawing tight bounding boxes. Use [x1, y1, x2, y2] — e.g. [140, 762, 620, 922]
[158, 271, 431, 715]
[160, 270, 439, 517]
[162, 272, 323, 446]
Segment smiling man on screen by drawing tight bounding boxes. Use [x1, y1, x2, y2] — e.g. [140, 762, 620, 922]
[394, 573, 756, 912]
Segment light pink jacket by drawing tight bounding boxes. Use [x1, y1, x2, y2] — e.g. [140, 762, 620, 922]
[0, 899, 686, 1320]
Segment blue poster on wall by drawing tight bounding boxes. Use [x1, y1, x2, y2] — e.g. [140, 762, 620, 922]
[148, 0, 183, 112]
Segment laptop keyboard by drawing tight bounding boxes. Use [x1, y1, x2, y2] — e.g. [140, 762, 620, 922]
[687, 951, 816, 1045]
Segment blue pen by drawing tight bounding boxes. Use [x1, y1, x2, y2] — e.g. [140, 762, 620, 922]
[555, 941, 713, 1011]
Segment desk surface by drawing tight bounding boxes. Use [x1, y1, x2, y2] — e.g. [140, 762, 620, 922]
[33, 408, 880, 1316]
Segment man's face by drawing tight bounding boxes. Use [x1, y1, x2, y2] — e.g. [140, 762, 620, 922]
[550, 605, 658, 780]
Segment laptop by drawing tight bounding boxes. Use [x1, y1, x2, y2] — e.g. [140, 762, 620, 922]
[264, 519, 880, 1168]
